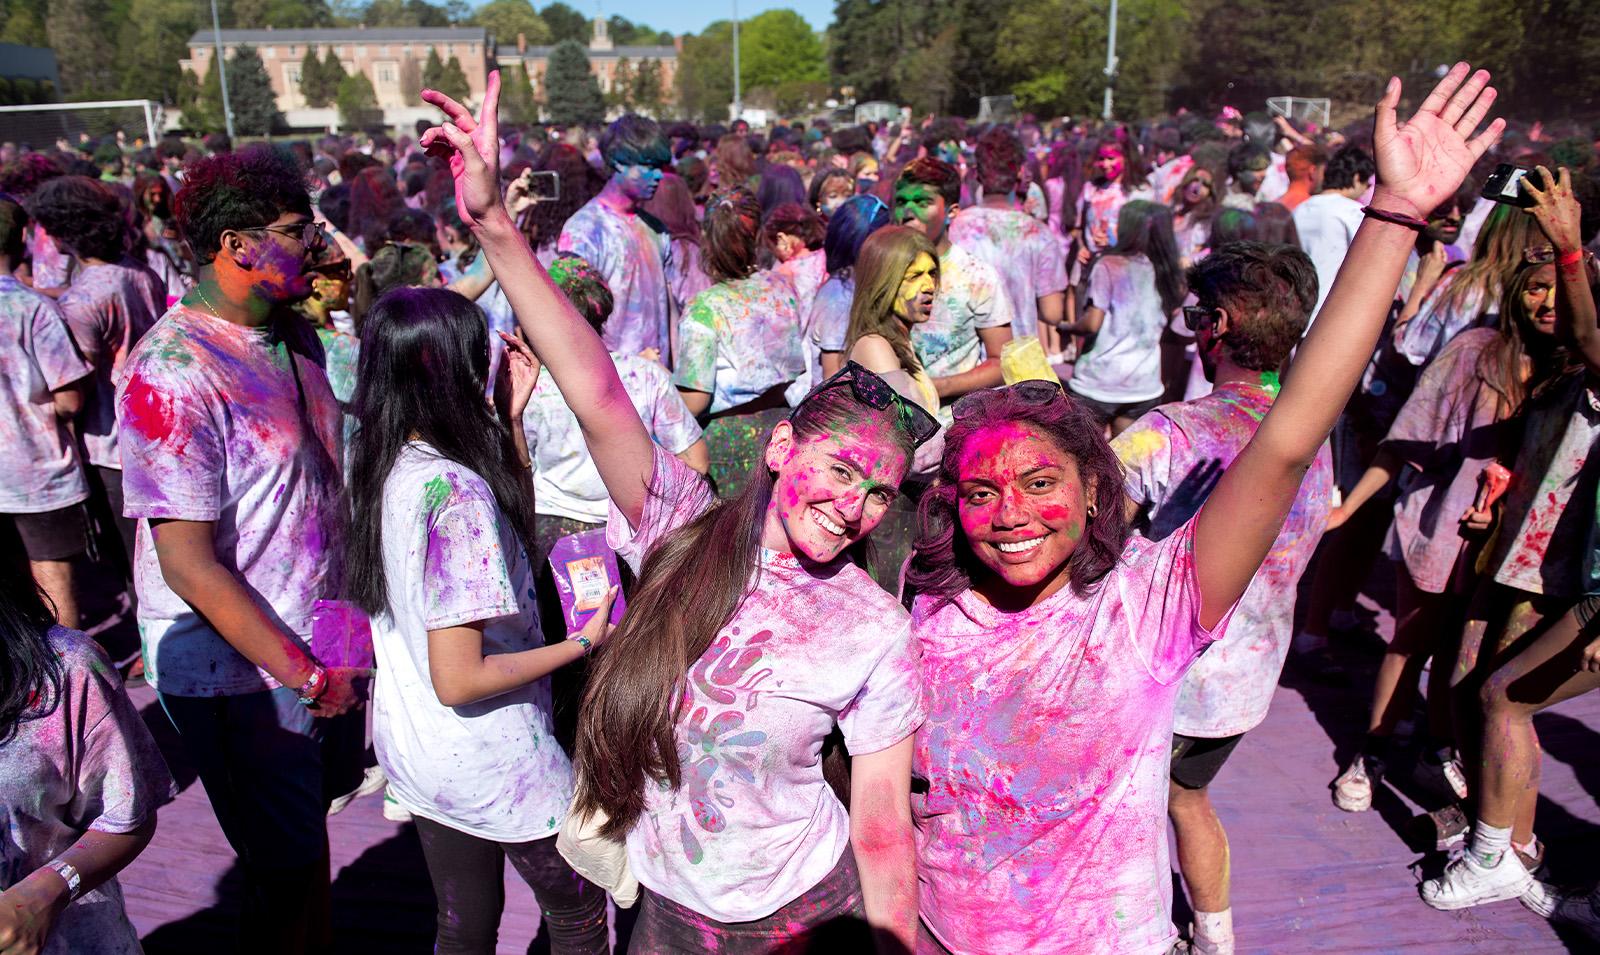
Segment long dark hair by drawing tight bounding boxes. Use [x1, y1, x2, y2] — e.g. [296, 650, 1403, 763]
[700, 188, 762, 284]
[0, 572, 63, 744]
[574, 386, 919, 837]
[343, 286, 537, 618]
[906, 387, 1131, 610]
[1476, 261, 1570, 416]
[1107, 199, 1186, 314]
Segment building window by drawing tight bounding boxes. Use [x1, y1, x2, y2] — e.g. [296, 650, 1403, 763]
[263, 47, 275, 58]
[334, 45, 344, 57]
[376, 62, 397, 84]
[284, 64, 301, 87]
[470, 43, 478, 54]
[289, 45, 297, 56]
[403, 44, 412, 55]
[380, 45, 389, 56]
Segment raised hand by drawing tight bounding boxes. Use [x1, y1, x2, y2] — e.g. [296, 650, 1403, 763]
[498, 329, 541, 420]
[1524, 166, 1584, 254]
[420, 71, 503, 227]
[1371, 63, 1504, 219]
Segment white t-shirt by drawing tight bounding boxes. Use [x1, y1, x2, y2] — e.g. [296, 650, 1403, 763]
[912, 243, 1013, 382]
[0, 276, 92, 513]
[608, 447, 925, 922]
[1069, 254, 1168, 404]
[371, 443, 573, 842]
[1293, 192, 1366, 323]
[522, 352, 703, 525]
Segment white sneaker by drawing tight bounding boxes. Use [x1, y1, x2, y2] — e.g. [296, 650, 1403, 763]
[1519, 879, 1560, 918]
[1421, 851, 1533, 910]
[1332, 755, 1376, 812]
[327, 765, 388, 816]
[382, 787, 413, 822]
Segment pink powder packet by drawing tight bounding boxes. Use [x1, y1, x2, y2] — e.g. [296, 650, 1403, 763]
[548, 528, 627, 632]
[310, 599, 375, 670]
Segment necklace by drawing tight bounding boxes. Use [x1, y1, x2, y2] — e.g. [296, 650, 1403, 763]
[193, 283, 221, 317]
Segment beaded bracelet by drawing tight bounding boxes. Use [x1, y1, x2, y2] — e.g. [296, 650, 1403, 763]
[1361, 205, 1429, 231]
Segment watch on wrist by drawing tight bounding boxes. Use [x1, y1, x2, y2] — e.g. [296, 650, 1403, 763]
[46, 859, 82, 901]
[570, 633, 593, 654]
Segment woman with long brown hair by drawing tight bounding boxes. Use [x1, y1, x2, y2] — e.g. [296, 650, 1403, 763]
[673, 188, 805, 498]
[421, 76, 938, 954]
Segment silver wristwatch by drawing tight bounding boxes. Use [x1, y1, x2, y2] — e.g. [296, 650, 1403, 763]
[46, 859, 82, 901]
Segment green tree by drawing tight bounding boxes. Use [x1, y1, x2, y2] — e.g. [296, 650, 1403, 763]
[2, 0, 49, 46]
[47, 0, 116, 98]
[740, 9, 825, 92]
[320, 46, 347, 94]
[998, 0, 1186, 119]
[225, 45, 281, 135]
[679, 11, 824, 120]
[501, 62, 537, 122]
[544, 39, 603, 124]
[421, 47, 446, 89]
[188, 61, 224, 131]
[607, 56, 633, 111]
[116, 0, 197, 104]
[336, 71, 379, 130]
[362, 0, 451, 27]
[629, 57, 664, 116]
[540, 1, 587, 44]
[675, 21, 732, 121]
[470, 0, 549, 45]
[438, 54, 471, 101]
[299, 47, 333, 107]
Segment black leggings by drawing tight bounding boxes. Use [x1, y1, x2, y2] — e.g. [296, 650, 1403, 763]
[412, 816, 609, 955]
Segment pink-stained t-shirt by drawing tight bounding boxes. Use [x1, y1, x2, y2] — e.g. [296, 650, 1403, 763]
[1381, 328, 1516, 593]
[912, 517, 1235, 955]
[27, 223, 71, 289]
[673, 272, 804, 414]
[1075, 180, 1133, 254]
[1114, 383, 1333, 737]
[0, 626, 176, 955]
[57, 260, 164, 470]
[1490, 374, 1600, 599]
[0, 275, 92, 513]
[117, 304, 344, 697]
[1396, 269, 1492, 368]
[559, 199, 670, 358]
[949, 206, 1068, 341]
[607, 447, 926, 922]
[775, 247, 829, 322]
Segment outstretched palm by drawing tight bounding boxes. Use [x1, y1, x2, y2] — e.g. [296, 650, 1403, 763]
[419, 71, 503, 227]
[1372, 63, 1503, 219]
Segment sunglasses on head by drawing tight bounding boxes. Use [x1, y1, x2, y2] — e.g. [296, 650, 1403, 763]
[309, 260, 352, 281]
[797, 361, 941, 447]
[951, 379, 1068, 421]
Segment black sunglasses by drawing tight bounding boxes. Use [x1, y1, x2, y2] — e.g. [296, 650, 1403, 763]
[797, 361, 941, 447]
[951, 379, 1067, 421]
[1182, 304, 1218, 331]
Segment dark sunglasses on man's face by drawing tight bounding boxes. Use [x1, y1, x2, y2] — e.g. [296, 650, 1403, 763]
[1182, 305, 1218, 331]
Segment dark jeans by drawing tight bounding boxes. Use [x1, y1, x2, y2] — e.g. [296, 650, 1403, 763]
[412, 815, 609, 955]
[631, 849, 871, 954]
[160, 686, 347, 954]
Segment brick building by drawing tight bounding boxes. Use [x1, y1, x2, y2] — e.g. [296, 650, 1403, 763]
[496, 18, 679, 116]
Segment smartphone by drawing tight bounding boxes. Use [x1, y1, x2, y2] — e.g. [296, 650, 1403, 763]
[525, 169, 560, 202]
[1480, 163, 1534, 208]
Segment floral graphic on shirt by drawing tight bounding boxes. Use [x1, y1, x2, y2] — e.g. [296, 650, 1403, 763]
[674, 629, 773, 864]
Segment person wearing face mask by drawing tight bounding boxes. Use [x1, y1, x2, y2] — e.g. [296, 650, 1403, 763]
[810, 168, 856, 219]
[1293, 146, 1378, 323]
[893, 158, 1014, 417]
[419, 74, 936, 954]
[1221, 142, 1272, 212]
[558, 114, 672, 363]
[904, 64, 1502, 954]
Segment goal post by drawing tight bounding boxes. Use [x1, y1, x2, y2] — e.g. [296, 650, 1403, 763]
[0, 99, 162, 150]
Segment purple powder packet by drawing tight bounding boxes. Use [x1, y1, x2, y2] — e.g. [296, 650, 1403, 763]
[549, 528, 627, 632]
[310, 599, 375, 670]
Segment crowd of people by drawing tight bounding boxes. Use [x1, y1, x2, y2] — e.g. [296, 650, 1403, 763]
[0, 57, 1595, 955]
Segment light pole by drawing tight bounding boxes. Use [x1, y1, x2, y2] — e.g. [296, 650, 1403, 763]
[731, 0, 741, 123]
[1101, 0, 1119, 121]
[209, 0, 235, 139]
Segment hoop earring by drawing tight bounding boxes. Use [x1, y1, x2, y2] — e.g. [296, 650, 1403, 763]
[1086, 503, 1098, 519]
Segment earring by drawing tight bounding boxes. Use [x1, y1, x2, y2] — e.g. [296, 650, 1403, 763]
[1086, 503, 1098, 519]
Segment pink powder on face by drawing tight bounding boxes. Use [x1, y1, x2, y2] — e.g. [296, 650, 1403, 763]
[955, 423, 1088, 585]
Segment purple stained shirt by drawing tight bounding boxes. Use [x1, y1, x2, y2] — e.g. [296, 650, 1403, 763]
[117, 304, 344, 696]
[57, 260, 164, 470]
[1113, 382, 1334, 737]
[559, 198, 670, 358]
[1381, 328, 1516, 593]
[673, 271, 804, 414]
[775, 247, 828, 321]
[948, 206, 1068, 340]
[607, 447, 925, 922]
[913, 517, 1236, 954]
[0, 275, 92, 513]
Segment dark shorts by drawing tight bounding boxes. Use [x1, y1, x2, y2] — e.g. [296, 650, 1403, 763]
[1069, 390, 1163, 426]
[4, 503, 88, 562]
[1170, 732, 1245, 790]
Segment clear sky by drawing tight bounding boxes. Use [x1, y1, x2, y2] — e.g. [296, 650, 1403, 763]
[579, 1, 833, 35]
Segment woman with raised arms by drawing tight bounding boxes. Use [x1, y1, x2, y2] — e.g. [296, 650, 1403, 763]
[419, 76, 938, 954]
[903, 65, 1503, 954]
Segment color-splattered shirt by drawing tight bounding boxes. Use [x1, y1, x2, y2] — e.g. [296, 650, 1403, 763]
[912, 517, 1234, 955]
[1069, 254, 1169, 404]
[665, 237, 714, 323]
[117, 304, 344, 697]
[1114, 383, 1333, 737]
[1397, 269, 1491, 368]
[912, 243, 1013, 384]
[775, 248, 829, 323]
[608, 447, 925, 922]
[1381, 328, 1514, 593]
[1075, 180, 1134, 254]
[0, 626, 176, 955]
[0, 276, 92, 513]
[559, 199, 670, 358]
[673, 272, 804, 414]
[27, 223, 71, 289]
[800, 275, 854, 400]
[57, 260, 164, 470]
[1490, 374, 1600, 599]
[523, 352, 703, 524]
[369, 443, 573, 842]
[314, 325, 360, 468]
[949, 206, 1068, 340]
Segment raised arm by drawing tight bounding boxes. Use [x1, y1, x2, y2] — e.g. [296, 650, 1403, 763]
[419, 74, 654, 526]
[1193, 64, 1503, 628]
[1524, 166, 1600, 374]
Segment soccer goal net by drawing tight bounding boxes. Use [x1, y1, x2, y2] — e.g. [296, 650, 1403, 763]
[1267, 96, 1332, 131]
[0, 100, 164, 151]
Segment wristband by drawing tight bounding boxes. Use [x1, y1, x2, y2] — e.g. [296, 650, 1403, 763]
[1558, 248, 1584, 267]
[570, 633, 593, 654]
[46, 859, 82, 901]
[1362, 205, 1429, 231]
[296, 666, 328, 706]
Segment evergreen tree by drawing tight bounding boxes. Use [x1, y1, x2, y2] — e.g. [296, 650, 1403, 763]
[630, 58, 663, 116]
[439, 54, 471, 102]
[543, 39, 603, 125]
[321, 47, 347, 95]
[299, 47, 332, 107]
[500, 62, 538, 122]
[117, 0, 196, 104]
[227, 45, 282, 136]
[189, 62, 224, 132]
[607, 57, 633, 112]
[421, 47, 446, 90]
[47, 0, 116, 98]
[336, 72, 379, 131]
[399, 55, 423, 106]
[540, 1, 588, 44]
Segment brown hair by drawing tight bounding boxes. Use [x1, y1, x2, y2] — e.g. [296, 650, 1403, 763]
[700, 189, 762, 284]
[715, 133, 756, 188]
[1475, 261, 1570, 416]
[845, 225, 937, 377]
[573, 387, 919, 837]
[1434, 203, 1537, 322]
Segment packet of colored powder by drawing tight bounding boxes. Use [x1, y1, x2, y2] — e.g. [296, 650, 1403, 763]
[1000, 337, 1058, 385]
[310, 599, 375, 670]
[549, 528, 628, 632]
